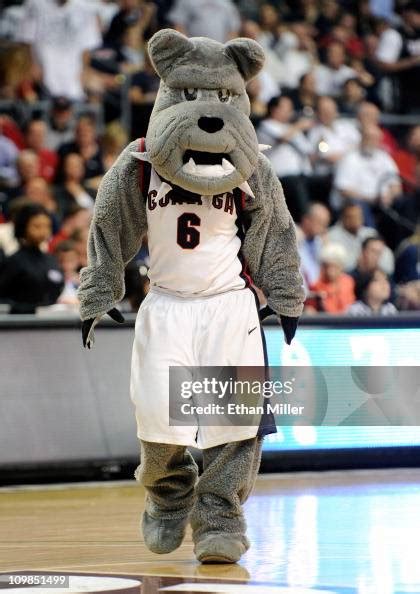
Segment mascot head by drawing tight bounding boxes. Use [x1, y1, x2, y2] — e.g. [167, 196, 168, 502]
[142, 29, 265, 196]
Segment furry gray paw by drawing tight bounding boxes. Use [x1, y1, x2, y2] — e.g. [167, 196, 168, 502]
[194, 533, 250, 564]
[141, 511, 189, 554]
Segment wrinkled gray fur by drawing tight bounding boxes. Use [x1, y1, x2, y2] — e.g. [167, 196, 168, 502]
[136, 438, 262, 562]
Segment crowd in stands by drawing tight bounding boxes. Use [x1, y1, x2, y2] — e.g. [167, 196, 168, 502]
[0, 0, 419, 316]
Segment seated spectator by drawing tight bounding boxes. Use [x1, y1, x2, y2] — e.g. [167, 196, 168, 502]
[0, 198, 30, 257]
[25, 119, 58, 183]
[298, 202, 331, 286]
[332, 124, 402, 224]
[49, 205, 91, 253]
[347, 268, 397, 315]
[70, 226, 90, 269]
[394, 233, 420, 286]
[22, 177, 58, 215]
[356, 101, 398, 155]
[5, 149, 40, 207]
[55, 153, 95, 220]
[308, 95, 360, 202]
[314, 41, 357, 97]
[393, 124, 420, 188]
[0, 203, 64, 313]
[101, 122, 128, 171]
[46, 97, 76, 152]
[257, 95, 313, 221]
[284, 71, 318, 117]
[58, 115, 104, 187]
[54, 240, 80, 307]
[373, 8, 420, 113]
[350, 236, 391, 286]
[338, 77, 367, 116]
[306, 242, 355, 313]
[328, 202, 394, 273]
[276, 22, 317, 89]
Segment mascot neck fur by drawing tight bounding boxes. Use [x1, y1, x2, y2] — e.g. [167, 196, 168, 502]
[132, 29, 266, 197]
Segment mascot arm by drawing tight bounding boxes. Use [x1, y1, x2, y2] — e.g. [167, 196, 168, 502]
[78, 141, 148, 345]
[243, 155, 305, 340]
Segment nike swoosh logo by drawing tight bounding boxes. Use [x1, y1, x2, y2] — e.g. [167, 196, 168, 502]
[248, 326, 257, 335]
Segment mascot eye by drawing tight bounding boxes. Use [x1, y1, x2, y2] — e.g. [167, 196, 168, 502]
[218, 89, 231, 103]
[183, 88, 199, 101]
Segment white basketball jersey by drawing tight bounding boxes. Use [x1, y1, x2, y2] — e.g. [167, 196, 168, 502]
[146, 168, 250, 297]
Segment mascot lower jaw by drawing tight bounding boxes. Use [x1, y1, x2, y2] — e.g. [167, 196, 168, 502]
[78, 27, 304, 563]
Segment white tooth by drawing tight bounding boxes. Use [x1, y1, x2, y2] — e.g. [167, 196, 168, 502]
[258, 144, 271, 152]
[239, 181, 255, 199]
[222, 158, 234, 172]
[156, 182, 173, 201]
[183, 158, 196, 174]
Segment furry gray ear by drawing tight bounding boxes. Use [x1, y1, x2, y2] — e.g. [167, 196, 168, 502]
[148, 29, 193, 80]
[224, 38, 265, 82]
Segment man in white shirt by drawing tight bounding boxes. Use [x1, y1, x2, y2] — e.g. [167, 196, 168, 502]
[168, 0, 240, 43]
[18, 0, 102, 101]
[333, 125, 401, 225]
[315, 42, 357, 97]
[297, 202, 331, 287]
[257, 95, 313, 221]
[308, 96, 360, 176]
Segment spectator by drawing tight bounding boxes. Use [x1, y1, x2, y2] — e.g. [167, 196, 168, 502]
[298, 202, 331, 286]
[356, 101, 398, 155]
[58, 115, 104, 186]
[55, 153, 95, 220]
[308, 95, 360, 202]
[394, 231, 420, 310]
[5, 150, 40, 209]
[393, 124, 420, 187]
[374, 7, 420, 113]
[328, 201, 395, 273]
[347, 268, 397, 315]
[332, 124, 401, 224]
[25, 119, 58, 183]
[49, 205, 91, 253]
[257, 95, 313, 221]
[17, 0, 102, 101]
[0, 203, 64, 313]
[70, 225, 89, 268]
[46, 97, 76, 151]
[54, 239, 80, 306]
[168, 0, 240, 43]
[284, 71, 318, 117]
[276, 22, 317, 89]
[306, 242, 355, 313]
[338, 77, 367, 116]
[101, 122, 128, 171]
[314, 0, 341, 39]
[22, 177, 58, 215]
[314, 41, 357, 97]
[104, 0, 156, 50]
[0, 198, 30, 257]
[350, 236, 390, 286]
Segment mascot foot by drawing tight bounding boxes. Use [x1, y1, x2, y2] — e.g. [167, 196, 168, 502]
[194, 533, 250, 564]
[142, 511, 189, 554]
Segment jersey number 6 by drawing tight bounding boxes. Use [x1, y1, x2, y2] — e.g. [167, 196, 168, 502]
[177, 213, 201, 249]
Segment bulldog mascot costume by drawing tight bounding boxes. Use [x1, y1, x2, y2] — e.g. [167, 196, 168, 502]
[78, 29, 305, 563]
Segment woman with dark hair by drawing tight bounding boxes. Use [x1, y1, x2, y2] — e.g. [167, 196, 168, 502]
[0, 204, 64, 313]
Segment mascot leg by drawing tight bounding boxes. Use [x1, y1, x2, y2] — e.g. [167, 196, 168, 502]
[191, 436, 263, 564]
[135, 440, 198, 554]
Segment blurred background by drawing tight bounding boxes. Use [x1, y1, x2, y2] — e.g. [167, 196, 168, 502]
[0, 0, 420, 480]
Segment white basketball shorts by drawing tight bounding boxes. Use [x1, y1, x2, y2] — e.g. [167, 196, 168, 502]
[130, 287, 266, 449]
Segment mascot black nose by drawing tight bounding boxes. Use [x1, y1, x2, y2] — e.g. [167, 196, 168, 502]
[198, 117, 224, 133]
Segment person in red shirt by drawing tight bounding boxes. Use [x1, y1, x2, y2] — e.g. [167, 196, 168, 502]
[25, 119, 58, 183]
[306, 242, 355, 313]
